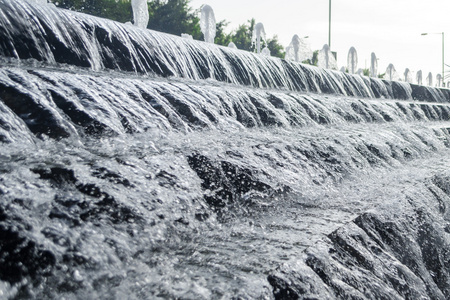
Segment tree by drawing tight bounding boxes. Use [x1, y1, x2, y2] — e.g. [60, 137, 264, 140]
[229, 19, 256, 53]
[51, 0, 132, 23]
[266, 36, 285, 59]
[302, 50, 319, 66]
[214, 20, 232, 46]
[147, 0, 202, 39]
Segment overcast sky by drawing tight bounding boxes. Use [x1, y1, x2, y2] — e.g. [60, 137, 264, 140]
[190, 0, 449, 81]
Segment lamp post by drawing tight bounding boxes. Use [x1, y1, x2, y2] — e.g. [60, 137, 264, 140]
[421, 32, 445, 86]
[328, 0, 331, 49]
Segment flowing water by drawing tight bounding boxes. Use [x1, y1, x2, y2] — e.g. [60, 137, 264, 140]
[1, 1, 450, 299]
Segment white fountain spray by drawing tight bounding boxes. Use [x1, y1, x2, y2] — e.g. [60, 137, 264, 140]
[181, 33, 193, 39]
[289, 35, 301, 62]
[200, 5, 216, 44]
[131, 0, 149, 29]
[261, 47, 270, 56]
[252, 23, 266, 54]
[317, 44, 337, 70]
[426, 72, 433, 86]
[28, 0, 47, 4]
[436, 74, 442, 87]
[416, 70, 423, 85]
[285, 35, 312, 63]
[385, 64, 399, 81]
[404, 68, 413, 83]
[370, 53, 377, 77]
[347, 47, 357, 74]
[228, 42, 237, 49]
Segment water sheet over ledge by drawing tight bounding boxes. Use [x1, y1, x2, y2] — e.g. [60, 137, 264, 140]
[1, 1, 450, 299]
[0, 0, 449, 102]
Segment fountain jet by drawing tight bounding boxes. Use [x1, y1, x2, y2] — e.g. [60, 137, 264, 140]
[285, 35, 312, 63]
[131, 0, 149, 29]
[426, 72, 433, 86]
[318, 44, 337, 70]
[370, 53, 377, 77]
[416, 70, 423, 85]
[385, 64, 399, 81]
[252, 23, 266, 54]
[200, 5, 216, 44]
[437, 74, 443, 87]
[404, 68, 412, 83]
[228, 42, 237, 49]
[347, 47, 357, 74]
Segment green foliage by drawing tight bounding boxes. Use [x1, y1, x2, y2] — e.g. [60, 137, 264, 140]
[302, 50, 319, 66]
[363, 68, 370, 76]
[51, 0, 132, 23]
[147, 0, 202, 40]
[214, 20, 232, 46]
[266, 36, 285, 59]
[378, 72, 385, 79]
[227, 19, 256, 53]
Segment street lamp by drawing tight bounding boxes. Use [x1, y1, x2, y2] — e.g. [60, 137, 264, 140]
[421, 32, 445, 86]
[328, 0, 331, 49]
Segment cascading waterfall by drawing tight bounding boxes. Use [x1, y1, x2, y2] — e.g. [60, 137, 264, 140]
[1, 1, 450, 299]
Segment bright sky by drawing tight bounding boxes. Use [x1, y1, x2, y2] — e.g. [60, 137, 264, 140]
[190, 0, 450, 80]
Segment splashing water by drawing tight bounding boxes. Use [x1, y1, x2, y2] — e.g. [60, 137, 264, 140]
[1, 1, 450, 299]
[131, 0, 149, 29]
[370, 52, 378, 77]
[181, 33, 193, 39]
[347, 47, 358, 74]
[252, 22, 266, 54]
[285, 35, 313, 63]
[228, 42, 237, 49]
[427, 72, 433, 86]
[317, 44, 337, 70]
[417, 70, 423, 85]
[437, 74, 443, 87]
[404, 68, 413, 83]
[200, 5, 216, 44]
[27, 0, 47, 4]
[385, 63, 400, 81]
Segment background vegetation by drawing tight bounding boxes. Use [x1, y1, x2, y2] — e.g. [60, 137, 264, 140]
[51, 0, 286, 58]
